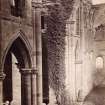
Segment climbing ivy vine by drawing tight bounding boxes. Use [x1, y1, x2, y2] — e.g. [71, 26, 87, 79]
[46, 0, 74, 105]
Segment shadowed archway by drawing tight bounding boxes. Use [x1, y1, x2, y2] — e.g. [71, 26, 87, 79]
[3, 35, 32, 105]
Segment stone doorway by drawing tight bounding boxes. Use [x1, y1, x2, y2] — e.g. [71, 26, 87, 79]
[3, 36, 32, 105]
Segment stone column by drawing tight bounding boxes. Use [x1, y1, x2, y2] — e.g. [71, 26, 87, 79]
[0, 72, 5, 105]
[32, 1, 43, 105]
[20, 69, 32, 105]
[31, 69, 37, 105]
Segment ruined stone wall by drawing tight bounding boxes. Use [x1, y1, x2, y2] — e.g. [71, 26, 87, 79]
[83, 4, 105, 105]
[65, 0, 95, 102]
[92, 4, 105, 88]
[0, 0, 33, 69]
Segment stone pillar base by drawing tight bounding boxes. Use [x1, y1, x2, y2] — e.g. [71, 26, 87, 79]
[0, 73, 5, 105]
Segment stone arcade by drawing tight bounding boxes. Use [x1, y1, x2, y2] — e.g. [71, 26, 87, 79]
[0, 0, 105, 105]
[0, 0, 43, 105]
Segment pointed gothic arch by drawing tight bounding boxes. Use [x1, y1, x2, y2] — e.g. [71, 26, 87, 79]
[2, 31, 32, 105]
[2, 31, 32, 70]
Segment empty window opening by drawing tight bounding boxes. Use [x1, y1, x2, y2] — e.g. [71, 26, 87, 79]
[10, 0, 24, 17]
[96, 56, 104, 69]
[41, 16, 45, 29]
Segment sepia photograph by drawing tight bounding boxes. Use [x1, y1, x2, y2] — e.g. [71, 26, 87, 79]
[0, 0, 105, 105]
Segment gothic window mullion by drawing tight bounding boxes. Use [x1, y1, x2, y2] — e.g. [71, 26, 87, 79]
[76, 8, 80, 36]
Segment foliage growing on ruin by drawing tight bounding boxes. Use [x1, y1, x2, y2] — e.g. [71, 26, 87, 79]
[46, 0, 74, 105]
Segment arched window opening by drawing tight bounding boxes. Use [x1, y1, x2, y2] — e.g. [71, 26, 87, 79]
[10, 0, 25, 17]
[96, 56, 104, 69]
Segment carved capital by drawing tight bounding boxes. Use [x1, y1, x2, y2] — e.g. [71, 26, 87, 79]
[20, 68, 38, 75]
[0, 72, 6, 80]
[20, 68, 32, 75]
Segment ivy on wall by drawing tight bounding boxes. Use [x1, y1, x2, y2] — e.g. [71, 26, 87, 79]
[46, 0, 74, 105]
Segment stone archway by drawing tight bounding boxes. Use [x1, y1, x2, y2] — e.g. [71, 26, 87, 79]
[3, 35, 32, 105]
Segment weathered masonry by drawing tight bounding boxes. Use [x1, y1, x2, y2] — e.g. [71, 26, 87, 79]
[0, 0, 45, 105]
[1, 0, 105, 105]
